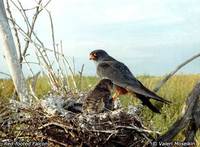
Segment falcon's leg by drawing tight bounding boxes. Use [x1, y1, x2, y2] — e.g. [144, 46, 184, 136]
[112, 86, 128, 100]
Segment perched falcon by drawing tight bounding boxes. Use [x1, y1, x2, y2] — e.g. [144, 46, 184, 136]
[89, 49, 171, 113]
[83, 79, 113, 114]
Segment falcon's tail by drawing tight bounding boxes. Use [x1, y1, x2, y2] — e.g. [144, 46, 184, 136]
[127, 82, 171, 104]
[136, 94, 161, 113]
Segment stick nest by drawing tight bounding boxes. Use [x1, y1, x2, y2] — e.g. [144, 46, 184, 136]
[0, 96, 154, 147]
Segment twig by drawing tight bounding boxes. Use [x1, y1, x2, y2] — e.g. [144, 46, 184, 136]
[60, 42, 70, 89]
[6, 0, 22, 61]
[78, 64, 84, 90]
[63, 57, 78, 92]
[46, 10, 68, 92]
[0, 71, 11, 78]
[21, 0, 43, 63]
[73, 57, 75, 74]
[29, 72, 40, 101]
[153, 52, 200, 92]
[47, 10, 57, 60]
[21, 61, 39, 65]
[39, 122, 118, 134]
[10, 0, 29, 33]
[10, 0, 51, 66]
[116, 125, 160, 134]
[9, 18, 59, 90]
[23, 57, 34, 76]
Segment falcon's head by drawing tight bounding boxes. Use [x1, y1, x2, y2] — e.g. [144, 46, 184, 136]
[96, 79, 113, 91]
[89, 50, 110, 62]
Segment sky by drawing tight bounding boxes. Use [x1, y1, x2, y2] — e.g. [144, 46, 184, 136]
[0, 0, 200, 77]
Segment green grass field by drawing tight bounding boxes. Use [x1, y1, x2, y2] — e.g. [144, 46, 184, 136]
[0, 74, 200, 143]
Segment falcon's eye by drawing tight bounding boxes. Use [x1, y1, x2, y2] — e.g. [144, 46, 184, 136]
[89, 53, 98, 60]
[93, 53, 97, 57]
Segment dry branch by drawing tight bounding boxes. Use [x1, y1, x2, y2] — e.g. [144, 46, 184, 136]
[0, 71, 11, 78]
[0, 0, 29, 103]
[6, 0, 22, 60]
[154, 52, 200, 92]
[5, 0, 80, 92]
[156, 81, 200, 143]
[21, 0, 42, 62]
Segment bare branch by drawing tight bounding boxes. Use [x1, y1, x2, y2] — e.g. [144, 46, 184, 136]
[29, 71, 40, 101]
[0, 0, 30, 103]
[47, 10, 57, 59]
[154, 52, 200, 92]
[10, 0, 29, 33]
[0, 71, 11, 78]
[78, 64, 84, 90]
[6, 0, 22, 61]
[18, 0, 43, 62]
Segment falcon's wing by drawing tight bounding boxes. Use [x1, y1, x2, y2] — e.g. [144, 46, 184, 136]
[97, 61, 136, 86]
[97, 61, 171, 103]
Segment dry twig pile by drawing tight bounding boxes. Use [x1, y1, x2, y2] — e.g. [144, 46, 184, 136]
[0, 96, 155, 147]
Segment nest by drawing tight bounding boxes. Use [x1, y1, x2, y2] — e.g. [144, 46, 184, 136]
[0, 96, 155, 147]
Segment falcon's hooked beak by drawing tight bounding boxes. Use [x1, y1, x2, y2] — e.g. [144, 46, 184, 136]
[89, 53, 97, 60]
